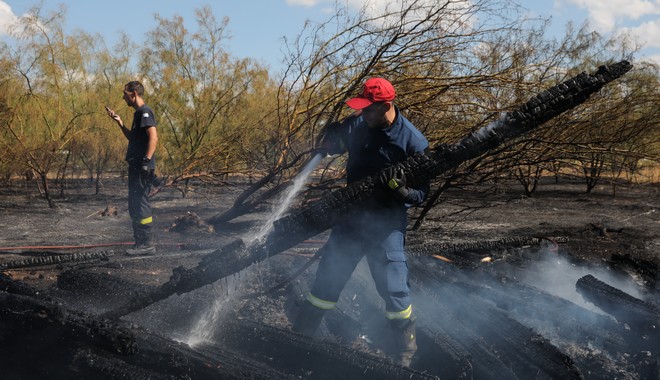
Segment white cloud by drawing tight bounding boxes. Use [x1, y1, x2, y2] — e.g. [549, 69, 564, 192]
[286, 0, 397, 13]
[561, 0, 660, 66]
[564, 0, 660, 31]
[286, 0, 321, 6]
[0, 1, 18, 35]
[286, 0, 439, 16]
[643, 52, 660, 66]
[623, 18, 660, 48]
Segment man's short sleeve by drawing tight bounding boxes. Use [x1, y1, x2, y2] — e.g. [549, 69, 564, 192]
[140, 108, 157, 128]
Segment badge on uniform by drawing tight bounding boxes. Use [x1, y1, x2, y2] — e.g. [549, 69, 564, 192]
[143, 113, 149, 118]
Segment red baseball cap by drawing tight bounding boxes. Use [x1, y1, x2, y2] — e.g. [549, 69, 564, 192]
[345, 77, 396, 110]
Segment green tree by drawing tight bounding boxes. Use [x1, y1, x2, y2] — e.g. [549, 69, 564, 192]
[0, 5, 120, 205]
[140, 6, 277, 188]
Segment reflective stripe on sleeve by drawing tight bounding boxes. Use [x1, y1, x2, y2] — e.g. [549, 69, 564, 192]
[139, 216, 153, 225]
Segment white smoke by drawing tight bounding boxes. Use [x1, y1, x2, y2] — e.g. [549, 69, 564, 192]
[512, 246, 645, 311]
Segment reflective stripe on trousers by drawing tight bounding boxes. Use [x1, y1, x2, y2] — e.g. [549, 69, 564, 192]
[385, 304, 412, 320]
[306, 293, 337, 310]
[309, 219, 412, 317]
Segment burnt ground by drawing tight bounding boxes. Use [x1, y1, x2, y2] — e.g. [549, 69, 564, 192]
[0, 176, 659, 379]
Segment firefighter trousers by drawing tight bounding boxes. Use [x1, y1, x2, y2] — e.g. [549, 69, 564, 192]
[127, 164, 154, 243]
[308, 215, 411, 316]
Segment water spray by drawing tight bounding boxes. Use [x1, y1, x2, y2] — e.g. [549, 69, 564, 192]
[248, 153, 324, 245]
[185, 151, 325, 347]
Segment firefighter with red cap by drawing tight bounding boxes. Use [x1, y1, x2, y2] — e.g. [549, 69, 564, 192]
[293, 77, 429, 367]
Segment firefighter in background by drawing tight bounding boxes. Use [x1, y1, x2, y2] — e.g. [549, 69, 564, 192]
[293, 78, 429, 366]
[106, 81, 159, 256]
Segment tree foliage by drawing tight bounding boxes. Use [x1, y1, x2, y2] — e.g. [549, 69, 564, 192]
[140, 6, 277, 184]
[0, 1, 656, 221]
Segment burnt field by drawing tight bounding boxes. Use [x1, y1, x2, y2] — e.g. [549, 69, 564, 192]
[0, 177, 658, 379]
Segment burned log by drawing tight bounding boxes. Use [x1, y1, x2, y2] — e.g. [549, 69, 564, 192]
[103, 61, 632, 319]
[0, 249, 115, 270]
[0, 291, 137, 356]
[217, 319, 439, 380]
[409, 257, 584, 379]
[466, 269, 636, 355]
[408, 236, 568, 255]
[0, 291, 292, 379]
[576, 274, 659, 337]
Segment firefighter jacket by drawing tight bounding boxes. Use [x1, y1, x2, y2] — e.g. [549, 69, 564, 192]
[323, 107, 430, 229]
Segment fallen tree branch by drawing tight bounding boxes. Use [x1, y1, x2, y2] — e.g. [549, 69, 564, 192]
[0, 250, 115, 270]
[0, 290, 137, 355]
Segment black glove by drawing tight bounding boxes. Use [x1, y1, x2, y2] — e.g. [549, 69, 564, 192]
[382, 167, 409, 201]
[317, 121, 343, 156]
[141, 156, 151, 174]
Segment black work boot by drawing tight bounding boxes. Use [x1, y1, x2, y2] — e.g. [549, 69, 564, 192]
[130, 221, 140, 249]
[126, 224, 155, 256]
[388, 317, 418, 367]
[292, 300, 327, 336]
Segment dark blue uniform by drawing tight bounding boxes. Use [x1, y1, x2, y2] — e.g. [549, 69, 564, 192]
[126, 105, 157, 240]
[307, 107, 429, 319]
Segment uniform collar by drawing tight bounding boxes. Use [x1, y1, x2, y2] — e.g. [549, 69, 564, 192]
[380, 106, 402, 137]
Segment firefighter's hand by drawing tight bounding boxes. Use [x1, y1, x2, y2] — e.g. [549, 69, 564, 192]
[105, 106, 122, 124]
[383, 167, 409, 200]
[141, 156, 151, 174]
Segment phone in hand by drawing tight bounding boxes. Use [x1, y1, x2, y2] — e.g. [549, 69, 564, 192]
[105, 106, 115, 117]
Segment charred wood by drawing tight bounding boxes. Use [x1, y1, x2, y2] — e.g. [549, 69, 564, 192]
[103, 61, 632, 319]
[0, 250, 114, 270]
[608, 253, 658, 289]
[0, 271, 40, 297]
[414, 325, 476, 379]
[410, 257, 584, 379]
[0, 291, 137, 356]
[57, 269, 158, 312]
[120, 331, 292, 380]
[576, 274, 659, 339]
[102, 238, 250, 319]
[0, 293, 291, 378]
[217, 319, 439, 380]
[72, 349, 174, 380]
[408, 236, 567, 254]
[471, 270, 634, 353]
[407, 236, 567, 266]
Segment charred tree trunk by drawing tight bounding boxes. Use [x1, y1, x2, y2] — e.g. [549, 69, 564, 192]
[217, 319, 438, 380]
[0, 290, 292, 379]
[576, 274, 659, 340]
[0, 250, 115, 270]
[103, 61, 632, 319]
[409, 257, 584, 379]
[0, 291, 137, 355]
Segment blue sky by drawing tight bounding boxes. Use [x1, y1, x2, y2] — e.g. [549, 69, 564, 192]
[0, 0, 658, 71]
